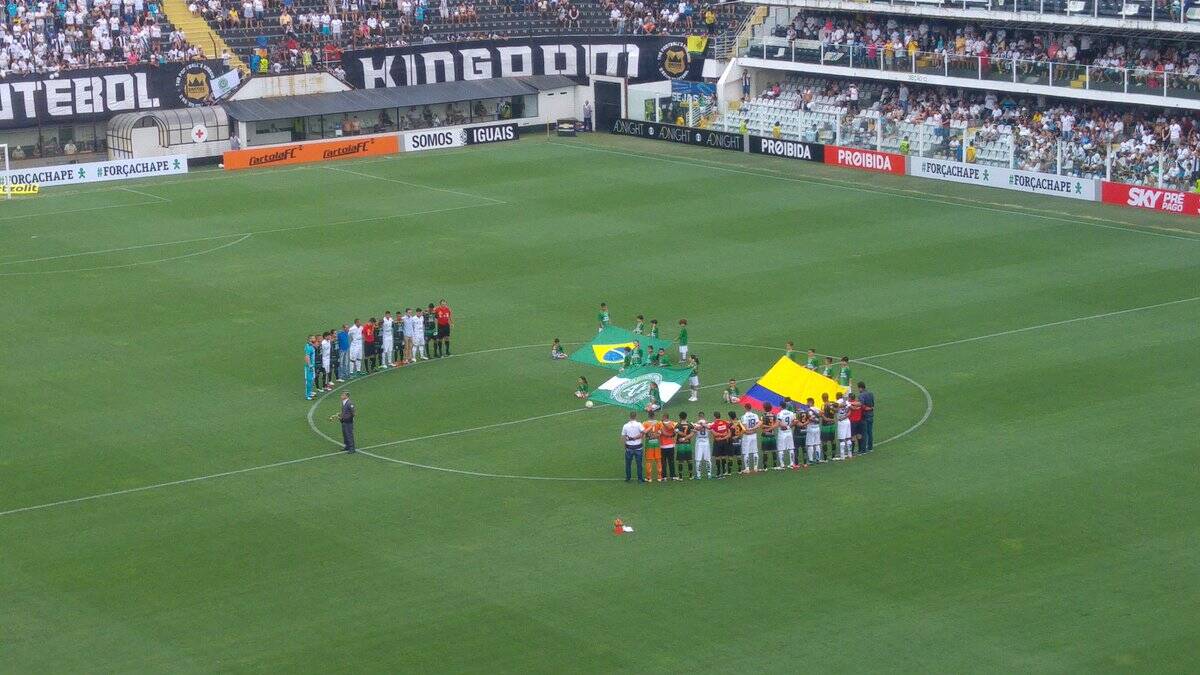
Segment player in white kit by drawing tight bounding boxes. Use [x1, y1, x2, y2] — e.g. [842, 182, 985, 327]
[836, 393, 853, 460]
[412, 309, 428, 360]
[320, 332, 332, 391]
[347, 319, 364, 375]
[381, 312, 395, 368]
[692, 413, 712, 479]
[739, 404, 761, 474]
[804, 398, 822, 464]
[775, 401, 797, 469]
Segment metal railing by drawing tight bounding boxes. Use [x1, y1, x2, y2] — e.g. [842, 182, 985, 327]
[747, 37, 1200, 101]
[850, 0, 1197, 26]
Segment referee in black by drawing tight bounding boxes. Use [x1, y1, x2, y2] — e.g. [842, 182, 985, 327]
[338, 391, 356, 453]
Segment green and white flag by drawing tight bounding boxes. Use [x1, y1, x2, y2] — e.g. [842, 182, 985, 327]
[589, 365, 693, 411]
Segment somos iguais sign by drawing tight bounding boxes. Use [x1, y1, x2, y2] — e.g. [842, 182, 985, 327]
[610, 118, 743, 151]
[910, 157, 1098, 201]
[402, 123, 520, 152]
[1, 155, 188, 187]
[0, 61, 224, 130]
[222, 134, 400, 170]
[344, 36, 703, 88]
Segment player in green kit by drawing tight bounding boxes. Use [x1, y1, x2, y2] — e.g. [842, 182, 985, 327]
[646, 382, 663, 413]
[675, 412, 694, 479]
[622, 340, 644, 371]
[722, 379, 740, 403]
[652, 348, 670, 367]
[633, 314, 645, 335]
[806, 349, 819, 370]
[424, 304, 437, 355]
[575, 376, 590, 399]
[597, 302, 610, 333]
[649, 318, 659, 338]
[784, 341, 796, 362]
[820, 356, 835, 378]
[677, 319, 689, 361]
[837, 356, 853, 388]
[760, 407, 778, 468]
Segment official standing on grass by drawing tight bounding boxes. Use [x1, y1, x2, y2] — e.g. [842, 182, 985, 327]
[857, 381, 875, 452]
[339, 392, 356, 453]
[621, 412, 646, 483]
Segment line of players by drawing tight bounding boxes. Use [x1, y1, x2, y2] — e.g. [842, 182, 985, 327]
[630, 388, 874, 481]
[303, 301, 453, 400]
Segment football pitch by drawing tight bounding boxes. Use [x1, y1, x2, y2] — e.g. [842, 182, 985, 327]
[2, 133, 1197, 672]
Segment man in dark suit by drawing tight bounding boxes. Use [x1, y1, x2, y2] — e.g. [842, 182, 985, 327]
[339, 392, 356, 453]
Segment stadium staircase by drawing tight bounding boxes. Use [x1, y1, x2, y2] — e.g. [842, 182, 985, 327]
[714, 4, 767, 60]
[163, 0, 247, 72]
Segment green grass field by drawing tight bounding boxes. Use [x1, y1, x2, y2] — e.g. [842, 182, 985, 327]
[2, 133, 1197, 672]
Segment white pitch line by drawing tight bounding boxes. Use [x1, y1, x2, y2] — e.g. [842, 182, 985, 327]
[0, 232, 250, 266]
[857, 295, 1200, 361]
[323, 165, 508, 205]
[0, 234, 253, 276]
[0, 199, 165, 223]
[0, 452, 343, 517]
[0, 202, 495, 275]
[118, 186, 171, 203]
[550, 141, 1200, 243]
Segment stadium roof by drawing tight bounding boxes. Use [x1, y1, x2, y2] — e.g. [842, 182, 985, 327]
[221, 75, 577, 122]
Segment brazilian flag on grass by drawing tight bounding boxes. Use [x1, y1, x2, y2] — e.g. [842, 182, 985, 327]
[589, 365, 693, 411]
[568, 326, 674, 371]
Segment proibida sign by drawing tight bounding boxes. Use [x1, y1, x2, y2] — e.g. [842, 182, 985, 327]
[610, 118, 743, 151]
[825, 146, 906, 175]
[1101, 181, 1200, 215]
[748, 136, 825, 162]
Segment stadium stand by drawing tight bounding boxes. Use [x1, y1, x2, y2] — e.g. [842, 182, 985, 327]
[195, 0, 748, 70]
[714, 73, 1200, 189]
[192, 0, 744, 68]
[0, 0, 207, 75]
[749, 12, 1200, 98]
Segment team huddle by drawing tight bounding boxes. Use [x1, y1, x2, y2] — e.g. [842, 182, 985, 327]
[620, 383, 876, 482]
[303, 300, 453, 400]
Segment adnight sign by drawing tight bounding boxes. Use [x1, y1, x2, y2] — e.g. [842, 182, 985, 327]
[609, 118, 743, 151]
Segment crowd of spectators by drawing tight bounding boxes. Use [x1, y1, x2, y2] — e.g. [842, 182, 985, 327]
[748, 75, 1200, 189]
[775, 13, 1200, 89]
[601, 1, 734, 36]
[1, 0, 204, 76]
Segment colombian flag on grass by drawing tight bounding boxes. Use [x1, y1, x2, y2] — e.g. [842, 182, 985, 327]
[568, 327, 674, 371]
[739, 356, 846, 412]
